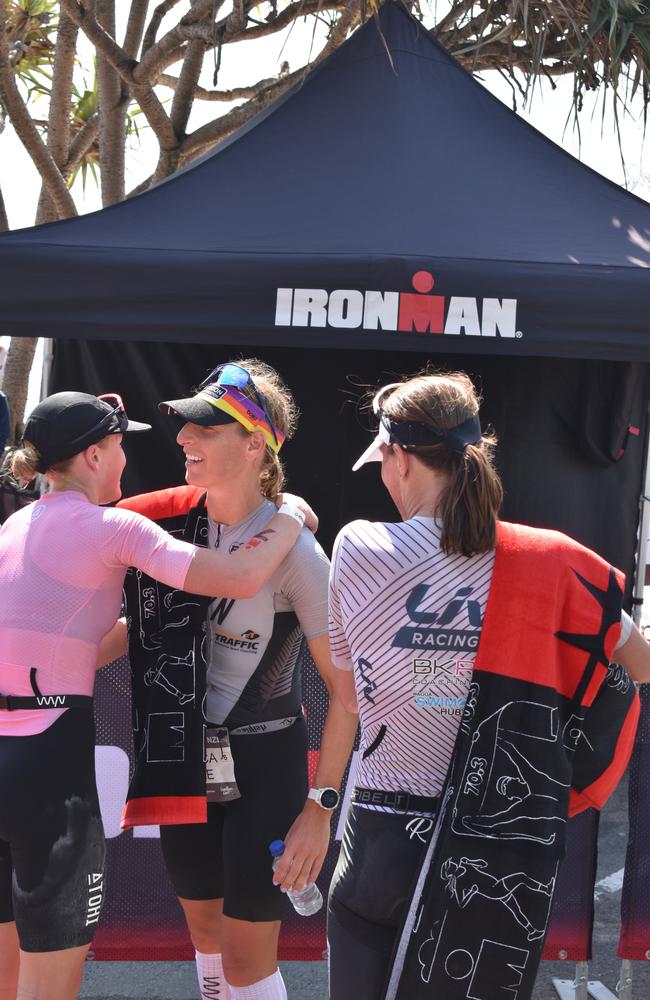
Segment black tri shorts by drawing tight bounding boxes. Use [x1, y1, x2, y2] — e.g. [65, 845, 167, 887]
[160, 715, 308, 922]
[0, 710, 106, 952]
[327, 804, 436, 1000]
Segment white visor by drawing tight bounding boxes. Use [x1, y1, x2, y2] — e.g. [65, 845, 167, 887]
[352, 422, 392, 471]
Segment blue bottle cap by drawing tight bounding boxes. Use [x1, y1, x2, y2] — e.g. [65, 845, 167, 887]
[268, 839, 286, 857]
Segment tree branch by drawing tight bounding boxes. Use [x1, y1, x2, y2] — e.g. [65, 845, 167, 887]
[435, 0, 476, 37]
[320, 2, 359, 55]
[123, 0, 150, 59]
[178, 1, 358, 161]
[139, 0, 344, 84]
[223, 1, 348, 45]
[135, 86, 180, 149]
[156, 0, 357, 102]
[0, 14, 76, 219]
[0, 183, 8, 232]
[3, 337, 38, 443]
[97, 0, 125, 205]
[151, 36, 205, 184]
[157, 72, 286, 101]
[182, 0, 219, 26]
[65, 114, 99, 169]
[143, 0, 183, 54]
[178, 68, 302, 161]
[59, 0, 137, 78]
[46, 13, 78, 167]
[60, 0, 179, 151]
[127, 172, 154, 197]
[170, 37, 205, 135]
[135, 19, 210, 83]
[36, 11, 78, 223]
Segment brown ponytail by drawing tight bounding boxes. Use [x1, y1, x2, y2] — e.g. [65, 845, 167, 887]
[232, 358, 299, 501]
[381, 372, 503, 556]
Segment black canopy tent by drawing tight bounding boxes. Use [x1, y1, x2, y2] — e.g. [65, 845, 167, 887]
[1, 1, 650, 357]
[0, 1, 649, 583]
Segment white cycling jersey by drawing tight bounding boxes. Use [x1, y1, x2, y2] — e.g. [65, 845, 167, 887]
[329, 516, 495, 810]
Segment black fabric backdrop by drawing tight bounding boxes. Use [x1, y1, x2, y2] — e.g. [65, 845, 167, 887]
[49, 338, 650, 963]
[51, 340, 650, 597]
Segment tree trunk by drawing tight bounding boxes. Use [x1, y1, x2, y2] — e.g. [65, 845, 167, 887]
[0, 185, 8, 232]
[3, 337, 38, 444]
[36, 12, 78, 222]
[97, 0, 126, 205]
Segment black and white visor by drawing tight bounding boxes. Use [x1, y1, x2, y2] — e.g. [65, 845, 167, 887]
[352, 383, 482, 471]
[352, 420, 392, 471]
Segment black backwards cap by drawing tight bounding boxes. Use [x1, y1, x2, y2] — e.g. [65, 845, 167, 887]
[23, 391, 150, 473]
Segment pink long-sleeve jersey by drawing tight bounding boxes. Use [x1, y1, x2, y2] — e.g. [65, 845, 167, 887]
[0, 490, 196, 736]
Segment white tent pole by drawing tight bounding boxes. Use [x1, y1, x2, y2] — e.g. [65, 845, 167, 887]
[609, 416, 650, 1000]
[40, 337, 53, 400]
[631, 411, 650, 625]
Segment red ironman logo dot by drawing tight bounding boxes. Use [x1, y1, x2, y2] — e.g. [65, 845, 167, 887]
[412, 271, 435, 293]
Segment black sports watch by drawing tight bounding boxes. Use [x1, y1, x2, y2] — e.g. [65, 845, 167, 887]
[308, 786, 340, 811]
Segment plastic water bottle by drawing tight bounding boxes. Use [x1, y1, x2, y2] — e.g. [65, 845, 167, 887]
[269, 839, 323, 916]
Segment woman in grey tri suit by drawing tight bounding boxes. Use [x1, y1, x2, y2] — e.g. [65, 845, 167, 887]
[120, 360, 358, 1000]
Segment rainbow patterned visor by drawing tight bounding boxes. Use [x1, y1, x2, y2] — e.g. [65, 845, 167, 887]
[196, 383, 285, 453]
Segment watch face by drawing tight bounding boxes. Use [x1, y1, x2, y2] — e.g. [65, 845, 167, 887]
[321, 788, 339, 810]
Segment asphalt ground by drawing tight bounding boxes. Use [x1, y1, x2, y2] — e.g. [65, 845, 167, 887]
[79, 777, 649, 1000]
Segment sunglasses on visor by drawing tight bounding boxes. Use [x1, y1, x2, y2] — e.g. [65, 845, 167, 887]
[199, 364, 281, 450]
[64, 392, 128, 450]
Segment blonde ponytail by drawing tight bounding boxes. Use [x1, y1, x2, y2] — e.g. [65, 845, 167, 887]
[9, 444, 41, 485]
[233, 358, 298, 500]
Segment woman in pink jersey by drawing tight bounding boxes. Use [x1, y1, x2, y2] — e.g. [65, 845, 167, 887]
[327, 372, 650, 1000]
[0, 390, 311, 1000]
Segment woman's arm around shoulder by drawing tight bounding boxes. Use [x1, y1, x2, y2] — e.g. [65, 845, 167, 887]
[108, 495, 317, 601]
[182, 508, 304, 600]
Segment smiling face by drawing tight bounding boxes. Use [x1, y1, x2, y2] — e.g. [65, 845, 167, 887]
[176, 420, 264, 491]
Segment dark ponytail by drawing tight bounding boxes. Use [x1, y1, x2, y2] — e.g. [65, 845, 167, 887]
[436, 437, 503, 556]
[381, 372, 503, 557]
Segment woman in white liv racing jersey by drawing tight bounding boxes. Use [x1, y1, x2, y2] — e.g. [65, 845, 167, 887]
[0, 391, 311, 1000]
[118, 360, 358, 1000]
[327, 372, 650, 1000]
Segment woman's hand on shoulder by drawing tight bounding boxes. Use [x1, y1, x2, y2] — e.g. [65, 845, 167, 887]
[277, 491, 318, 534]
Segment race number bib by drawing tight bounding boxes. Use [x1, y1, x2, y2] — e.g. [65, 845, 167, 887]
[205, 727, 241, 803]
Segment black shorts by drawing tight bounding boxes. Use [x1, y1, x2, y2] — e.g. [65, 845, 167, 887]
[160, 715, 309, 922]
[327, 804, 435, 1000]
[0, 710, 106, 952]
